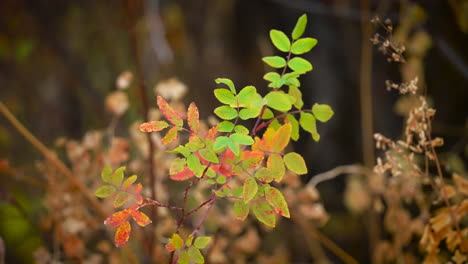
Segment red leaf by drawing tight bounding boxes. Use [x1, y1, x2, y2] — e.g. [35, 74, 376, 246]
[170, 168, 195, 181]
[104, 208, 134, 227]
[134, 183, 142, 194]
[187, 102, 199, 133]
[157, 96, 183, 127]
[114, 221, 131, 247]
[132, 210, 152, 227]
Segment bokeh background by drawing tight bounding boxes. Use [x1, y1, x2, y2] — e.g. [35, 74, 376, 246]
[0, 0, 467, 263]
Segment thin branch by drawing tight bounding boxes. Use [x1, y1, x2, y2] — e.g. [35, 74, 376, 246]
[307, 164, 370, 188]
[0, 101, 107, 218]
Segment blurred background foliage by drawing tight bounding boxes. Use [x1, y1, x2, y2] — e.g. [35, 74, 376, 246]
[0, 0, 467, 263]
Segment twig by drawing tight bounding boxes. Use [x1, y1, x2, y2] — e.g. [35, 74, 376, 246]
[307, 164, 370, 188]
[0, 101, 107, 218]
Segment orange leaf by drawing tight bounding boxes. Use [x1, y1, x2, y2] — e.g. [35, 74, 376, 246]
[132, 210, 152, 227]
[271, 123, 291, 152]
[187, 102, 199, 133]
[104, 207, 134, 227]
[139, 120, 169, 132]
[205, 126, 218, 139]
[165, 243, 176, 252]
[134, 183, 142, 194]
[157, 96, 183, 127]
[114, 221, 131, 247]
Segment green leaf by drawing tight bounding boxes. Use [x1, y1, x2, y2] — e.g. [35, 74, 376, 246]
[122, 175, 137, 189]
[168, 145, 191, 157]
[243, 177, 258, 202]
[233, 199, 250, 220]
[288, 86, 304, 109]
[95, 185, 116, 198]
[265, 91, 292, 112]
[230, 133, 254, 145]
[194, 237, 211, 249]
[216, 175, 226, 184]
[269, 29, 291, 52]
[288, 57, 313, 73]
[215, 78, 236, 94]
[178, 251, 190, 264]
[239, 108, 260, 120]
[214, 89, 236, 105]
[264, 185, 290, 218]
[111, 166, 126, 187]
[285, 77, 300, 87]
[262, 108, 274, 119]
[113, 192, 129, 208]
[187, 154, 203, 177]
[199, 148, 219, 163]
[214, 106, 238, 120]
[284, 152, 308, 174]
[262, 56, 286, 68]
[101, 165, 112, 183]
[291, 38, 317, 54]
[217, 121, 234, 132]
[264, 72, 281, 83]
[213, 136, 230, 151]
[292, 14, 307, 40]
[252, 200, 276, 227]
[170, 158, 186, 175]
[267, 154, 286, 182]
[255, 167, 274, 183]
[237, 86, 256, 106]
[227, 140, 240, 156]
[312, 103, 334, 122]
[188, 247, 204, 264]
[185, 235, 194, 247]
[286, 114, 300, 141]
[232, 187, 243, 197]
[234, 125, 249, 134]
[299, 112, 320, 141]
[162, 126, 179, 145]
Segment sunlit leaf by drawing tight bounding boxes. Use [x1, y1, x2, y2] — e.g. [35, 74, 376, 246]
[188, 247, 204, 264]
[262, 108, 274, 119]
[187, 154, 204, 177]
[166, 233, 184, 252]
[283, 152, 308, 174]
[199, 148, 219, 163]
[243, 177, 258, 202]
[292, 14, 307, 40]
[214, 106, 238, 120]
[312, 103, 334, 122]
[265, 91, 292, 112]
[213, 136, 230, 151]
[185, 235, 194, 247]
[214, 89, 236, 105]
[111, 166, 126, 187]
[264, 185, 290, 218]
[168, 145, 191, 157]
[299, 112, 320, 141]
[264, 72, 281, 83]
[101, 165, 112, 183]
[267, 154, 285, 182]
[291, 38, 317, 54]
[139, 120, 169, 132]
[132, 210, 152, 227]
[234, 199, 250, 221]
[288, 86, 304, 109]
[178, 251, 190, 264]
[217, 121, 234, 132]
[115, 221, 131, 247]
[230, 133, 254, 146]
[286, 114, 300, 141]
[122, 175, 137, 189]
[215, 78, 236, 94]
[194, 237, 211, 249]
[234, 125, 249, 134]
[95, 185, 116, 198]
[187, 103, 200, 133]
[237, 86, 257, 106]
[162, 126, 179, 145]
[270, 29, 291, 52]
[252, 200, 276, 227]
[157, 96, 183, 127]
[255, 167, 274, 183]
[113, 192, 129, 208]
[271, 123, 291, 152]
[262, 56, 287, 68]
[104, 207, 135, 227]
[288, 57, 313, 73]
